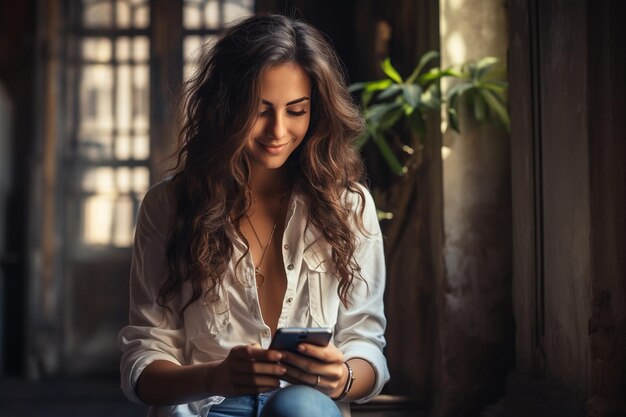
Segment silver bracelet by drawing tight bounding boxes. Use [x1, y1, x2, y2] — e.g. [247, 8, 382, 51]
[333, 361, 355, 401]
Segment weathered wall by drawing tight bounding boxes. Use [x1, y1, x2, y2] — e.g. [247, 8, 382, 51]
[587, 1, 626, 407]
[486, 0, 626, 415]
[440, 0, 507, 64]
[538, 0, 592, 394]
[435, 0, 514, 416]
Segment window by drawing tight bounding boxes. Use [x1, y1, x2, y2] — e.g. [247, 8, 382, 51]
[42, 0, 254, 375]
[68, 0, 151, 250]
[67, 0, 254, 253]
[183, 0, 254, 79]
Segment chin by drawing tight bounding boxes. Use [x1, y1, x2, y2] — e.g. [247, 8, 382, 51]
[250, 156, 290, 171]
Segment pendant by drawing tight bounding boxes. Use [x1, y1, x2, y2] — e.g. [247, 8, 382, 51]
[255, 267, 265, 289]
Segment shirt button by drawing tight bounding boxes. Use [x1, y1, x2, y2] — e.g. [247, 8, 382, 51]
[287, 264, 294, 271]
[286, 297, 293, 304]
[262, 329, 270, 338]
[284, 244, 289, 250]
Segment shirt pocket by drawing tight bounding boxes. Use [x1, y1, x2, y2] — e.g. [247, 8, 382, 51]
[304, 250, 340, 328]
[182, 284, 230, 342]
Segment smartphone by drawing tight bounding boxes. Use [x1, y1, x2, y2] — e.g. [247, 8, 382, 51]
[269, 327, 333, 353]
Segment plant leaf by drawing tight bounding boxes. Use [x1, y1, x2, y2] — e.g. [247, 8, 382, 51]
[446, 82, 474, 102]
[479, 89, 511, 133]
[408, 108, 426, 136]
[348, 82, 367, 93]
[353, 79, 393, 106]
[473, 91, 487, 122]
[475, 57, 499, 80]
[440, 68, 465, 78]
[407, 50, 439, 84]
[402, 84, 422, 108]
[416, 68, 442, 84]
[448, 107, 460, 132]
[364, 102, 402, 126]
[481, 81, 508, 95]
[372, 130, 406, 175]
[381, 58, 403, 84]
[420, 83, 441, 110]
[355, 130, 371, 148]
[379, 106, 405, 130]
[377, 84, 403, 100]
[364, 79, 393, 92]
[362, 90, 375, 107]
[476, 56, 499, 70]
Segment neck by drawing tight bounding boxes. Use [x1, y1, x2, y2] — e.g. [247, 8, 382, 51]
[248, 164, 291, 198]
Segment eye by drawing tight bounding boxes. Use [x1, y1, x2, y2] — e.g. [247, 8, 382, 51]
[288, 110, 307, 117]
[258, 109, 270, 117]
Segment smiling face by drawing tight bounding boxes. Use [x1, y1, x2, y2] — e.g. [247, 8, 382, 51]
[245, 62, 312, 172]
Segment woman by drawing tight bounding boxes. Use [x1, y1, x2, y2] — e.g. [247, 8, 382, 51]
[119, 14, 389, 417]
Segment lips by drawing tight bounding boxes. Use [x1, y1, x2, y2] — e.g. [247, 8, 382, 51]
[257, 141, 289, 155]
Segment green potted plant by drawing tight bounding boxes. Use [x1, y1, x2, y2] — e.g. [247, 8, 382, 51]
[350, 51, 509, 176]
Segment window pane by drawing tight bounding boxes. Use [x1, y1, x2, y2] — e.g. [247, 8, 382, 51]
[185, 0, 230, 30]
[116, 0, 131, 27]
[81, 166, 114, 245]
[224, 0, 254, 22]
[132, 64, 149, 131]
[82, 166, 115, 193]
[115, 166, 132, 193]
[184, 35, 204, 59]
[203, 0, 220, 29]
[113, 196, 134, 247]
[82, 38, 112, 63]
[133, 4, 150, 28]
[116, 65, 132, 132]
[133, 36, 149, 62]
[133, 166, 149, 194]
[183, 2, 203, 29]
[133, 134, 150, 160]
[183, 35, 214, 81]
[83, 0, 113, 28]
[83, 196, 114, 245]
[115, 38, 131, 61]
[115, 135, 132, 159]
[79, 64, 113, 142]
[78, 134, 113, 160]
[80, 166, 147, 246]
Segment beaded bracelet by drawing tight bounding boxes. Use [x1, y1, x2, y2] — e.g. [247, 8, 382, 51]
[333, 361, 355, 401]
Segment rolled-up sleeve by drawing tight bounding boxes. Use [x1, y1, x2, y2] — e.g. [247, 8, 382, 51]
[118, 182, 186, 404]
[334, 185, 390, 403]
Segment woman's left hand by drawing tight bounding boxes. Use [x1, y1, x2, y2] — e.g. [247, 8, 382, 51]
[278, 342, 348, 398]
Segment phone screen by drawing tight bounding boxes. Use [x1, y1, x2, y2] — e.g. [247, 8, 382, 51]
[269, 327, 333, 353]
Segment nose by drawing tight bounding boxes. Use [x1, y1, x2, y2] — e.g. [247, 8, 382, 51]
[267, 112, 286, 140]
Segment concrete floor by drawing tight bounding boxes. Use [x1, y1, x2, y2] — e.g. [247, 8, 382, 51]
[0, 377, 426, 417]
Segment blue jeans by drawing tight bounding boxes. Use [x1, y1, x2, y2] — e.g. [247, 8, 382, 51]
[207, 385, 343, 417]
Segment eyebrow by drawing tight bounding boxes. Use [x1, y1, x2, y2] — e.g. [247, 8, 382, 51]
[261, 97, 310, 107]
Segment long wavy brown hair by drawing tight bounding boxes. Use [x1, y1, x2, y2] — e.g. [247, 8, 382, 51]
[160, 14, 367, 316]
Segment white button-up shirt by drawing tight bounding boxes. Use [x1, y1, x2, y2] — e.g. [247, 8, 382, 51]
[118, 179, 389, 417]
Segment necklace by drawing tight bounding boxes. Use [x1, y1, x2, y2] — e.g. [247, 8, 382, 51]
[246, 215, 278, 289]
[245, 188, 291, 289]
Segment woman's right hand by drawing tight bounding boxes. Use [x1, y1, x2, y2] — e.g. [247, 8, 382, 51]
[205, 343, 286, 396]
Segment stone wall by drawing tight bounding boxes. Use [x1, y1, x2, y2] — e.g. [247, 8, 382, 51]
[435, 1, 515, 416]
